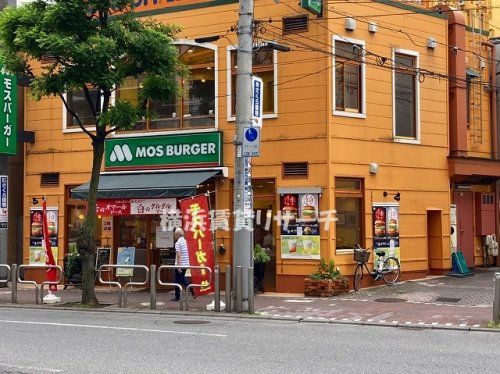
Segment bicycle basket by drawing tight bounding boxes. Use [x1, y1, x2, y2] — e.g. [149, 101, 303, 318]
[354, 249, 370, 263]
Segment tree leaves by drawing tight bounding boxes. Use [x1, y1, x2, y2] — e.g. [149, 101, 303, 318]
[0, 0, 183, 135]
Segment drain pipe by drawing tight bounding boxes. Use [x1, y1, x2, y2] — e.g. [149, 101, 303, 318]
[481, 40, 498, 160]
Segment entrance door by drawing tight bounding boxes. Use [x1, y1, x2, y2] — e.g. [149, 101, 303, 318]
[253, 180, 276, 292]
[453, 191, 474, 268]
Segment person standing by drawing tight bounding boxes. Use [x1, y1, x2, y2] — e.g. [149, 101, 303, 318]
[172, 228, 190, 301]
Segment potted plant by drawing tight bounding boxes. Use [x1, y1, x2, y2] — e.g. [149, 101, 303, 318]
[304, 259, 349, 297]
[253, 244, 271, 293]
[63, 252, 82, 289]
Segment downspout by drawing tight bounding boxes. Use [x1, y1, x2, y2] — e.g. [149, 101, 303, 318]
[481, 40, 498, 160]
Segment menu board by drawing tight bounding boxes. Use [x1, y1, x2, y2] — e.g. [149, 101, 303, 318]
[29, 207, 59, 265]
[95, 247, 111, 271]
[280, 193, 320, 259]
[372, 204, 400, 266]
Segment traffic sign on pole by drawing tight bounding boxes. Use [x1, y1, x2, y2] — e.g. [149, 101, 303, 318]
[243, 127, 260, 157]
[252, 76, 263, 127]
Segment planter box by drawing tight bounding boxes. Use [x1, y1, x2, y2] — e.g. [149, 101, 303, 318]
[304, 277, 349, 297]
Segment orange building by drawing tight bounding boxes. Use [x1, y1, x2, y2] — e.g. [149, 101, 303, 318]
[23, 1, 458, 292]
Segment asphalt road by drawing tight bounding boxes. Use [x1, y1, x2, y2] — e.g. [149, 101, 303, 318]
[0, 308, 498, 373]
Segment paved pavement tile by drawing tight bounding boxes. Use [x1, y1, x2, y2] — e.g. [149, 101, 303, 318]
[0, 267, 498, 328]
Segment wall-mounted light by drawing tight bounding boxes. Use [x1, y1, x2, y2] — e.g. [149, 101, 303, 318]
[32, 197, 39, 205]
[383, 191, 401, 201]
[369, 162, 379, 175]
[368, 22, 378, 33]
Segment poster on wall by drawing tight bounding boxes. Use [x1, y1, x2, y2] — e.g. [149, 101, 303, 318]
[372, 203, 400, 266]
[116, 247, 136, 276]
[179, 195, 214, 296]
[280, 193, 320, 259]
[29, 207, 59, 265]
[156, 225, 174, 248]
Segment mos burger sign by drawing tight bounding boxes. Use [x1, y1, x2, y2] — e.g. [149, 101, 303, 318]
[105, 132, 222, 171]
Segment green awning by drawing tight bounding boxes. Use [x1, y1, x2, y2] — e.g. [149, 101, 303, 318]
[71, 170, 220, 199]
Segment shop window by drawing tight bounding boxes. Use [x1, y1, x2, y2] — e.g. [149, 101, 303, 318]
[333, 37, 365, 118]
[64, 88, 99, 129]
[65, 187, 101, 253]
[118, 44, 216, 132]
[335, 178, 363, 253]
[228, 45, 277, 118]
[393, 50, 419, 142]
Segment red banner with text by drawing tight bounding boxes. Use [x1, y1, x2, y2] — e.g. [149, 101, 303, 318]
[179, 195, 214, 296]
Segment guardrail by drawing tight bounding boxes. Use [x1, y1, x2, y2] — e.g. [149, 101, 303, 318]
[157, 265, 212, 311]
[98, 265, 149, 308]
[0, 264, 10, 286]
[16, 265, 63, 305]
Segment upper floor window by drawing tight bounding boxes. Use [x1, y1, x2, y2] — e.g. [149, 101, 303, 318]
[333, 37, 365, 118]
[228, 46, 277, 118]
[393, 51, 419, 141]
[119, 44, 216, 132]
[65, 88, 99, 129]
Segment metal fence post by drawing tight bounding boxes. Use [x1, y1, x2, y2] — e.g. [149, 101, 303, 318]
[225, 265, 231, 313]
[494, 272, 500, 324]
[150, 264, 156, 310]
[236, 266, 242, 313]
[248, 266, 254, 314]
[35, 286, 40, 305]
[214, 265, 220, 312]
[11, 264, 17, 303]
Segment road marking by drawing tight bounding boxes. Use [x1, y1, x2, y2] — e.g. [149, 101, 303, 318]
[0, 320, 226, 338]
[445, 323, 453, 326]
[284, 299, 314, 303]
[473, 324, 480, 327]
[0, 363, 62, 373]
[431, 322, 439, 326]
[391, 321, 398, 324]
[418, 322, 425, 325]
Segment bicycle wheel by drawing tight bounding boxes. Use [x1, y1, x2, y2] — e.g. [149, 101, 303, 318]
[381, 257, 400, 285]
[353, 264, 363, 291]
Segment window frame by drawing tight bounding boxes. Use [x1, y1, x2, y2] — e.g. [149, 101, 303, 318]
[392, 48, 420, 144]
[226, 44, 278, 122]
[62, 89, 103, 133]
[332, 35, 366, 119]
[63, 40, 218, 137]
[334, 177, 364, 255]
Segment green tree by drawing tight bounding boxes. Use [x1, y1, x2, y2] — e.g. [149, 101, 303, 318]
[0, 0, 183, 305]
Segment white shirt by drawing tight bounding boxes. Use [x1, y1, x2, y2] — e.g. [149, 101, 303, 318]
[175, 236, 190, 266]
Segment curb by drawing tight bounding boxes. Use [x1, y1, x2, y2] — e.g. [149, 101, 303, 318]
[1, 303, 498, 333]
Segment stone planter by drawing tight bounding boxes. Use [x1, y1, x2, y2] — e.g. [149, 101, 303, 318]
[304, 277, 350, 297]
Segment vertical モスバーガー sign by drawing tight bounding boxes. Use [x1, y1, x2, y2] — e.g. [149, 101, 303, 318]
[0, 67, 17, 155]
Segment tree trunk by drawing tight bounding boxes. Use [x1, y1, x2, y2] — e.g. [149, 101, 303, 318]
[78, 138, 105, 305]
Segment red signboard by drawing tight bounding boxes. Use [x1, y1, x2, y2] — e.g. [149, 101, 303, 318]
[179, 195, 214, 296]
[96, 199, 131, 216]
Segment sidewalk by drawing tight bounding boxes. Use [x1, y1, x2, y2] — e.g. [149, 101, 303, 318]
[1, 267, 498, 330]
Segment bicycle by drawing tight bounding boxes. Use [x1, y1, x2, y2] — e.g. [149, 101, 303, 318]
[353, 244, 400, 291]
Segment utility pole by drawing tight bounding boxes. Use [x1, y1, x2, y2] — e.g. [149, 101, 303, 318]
[233, 0, 254, 310]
